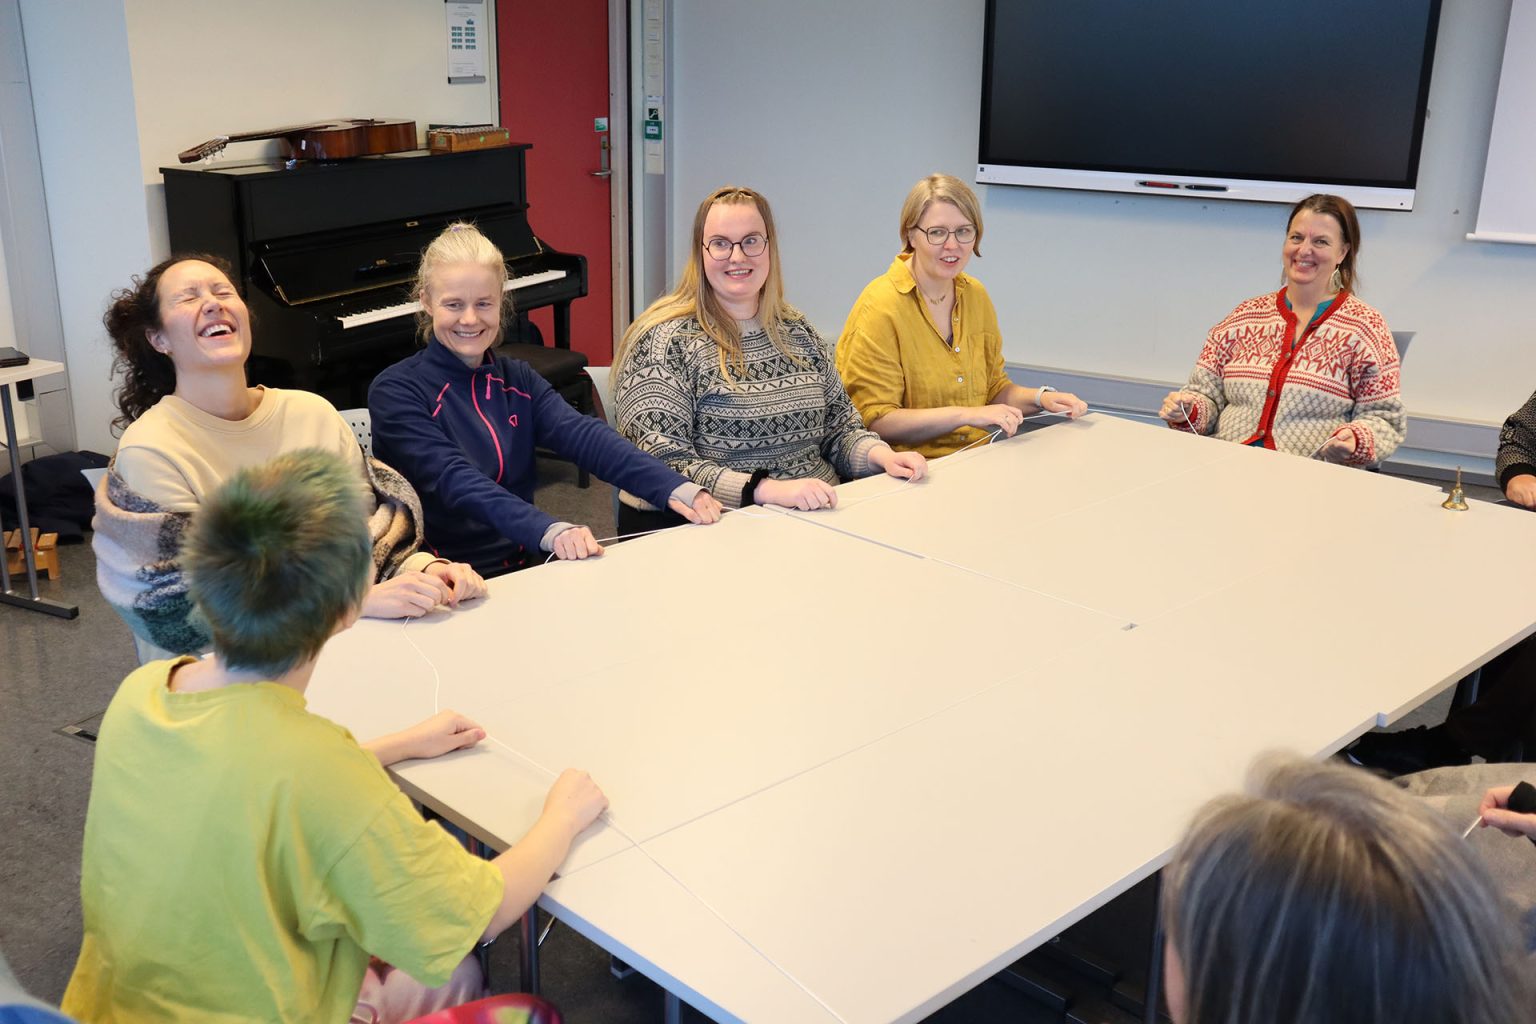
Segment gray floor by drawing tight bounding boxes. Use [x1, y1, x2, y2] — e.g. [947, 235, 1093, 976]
[0, 461, 1507, 1020]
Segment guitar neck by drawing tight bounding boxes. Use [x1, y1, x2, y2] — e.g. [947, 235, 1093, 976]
[178, 123, 317, 163]
[178, 119, 415, 164]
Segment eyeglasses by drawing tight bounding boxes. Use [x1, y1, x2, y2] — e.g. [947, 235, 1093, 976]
[913, 224, 976, 246]
[704, 234, 768, 261]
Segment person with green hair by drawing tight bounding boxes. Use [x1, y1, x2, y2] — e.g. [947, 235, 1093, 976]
[64, 449, 607, 1024]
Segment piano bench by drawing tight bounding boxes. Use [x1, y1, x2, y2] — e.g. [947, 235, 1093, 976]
[501, 342, 589, 386]
[497, 342, 594, 488]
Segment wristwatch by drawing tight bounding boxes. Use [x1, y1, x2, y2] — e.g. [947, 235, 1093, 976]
[743, 468, 771, 506]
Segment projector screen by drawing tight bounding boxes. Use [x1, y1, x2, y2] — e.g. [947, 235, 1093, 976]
[978, 0, 1444, 210]
[1469, 0, 1536, 243]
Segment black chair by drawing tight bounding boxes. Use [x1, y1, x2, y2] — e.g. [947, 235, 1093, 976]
[495, 313, 594, 487]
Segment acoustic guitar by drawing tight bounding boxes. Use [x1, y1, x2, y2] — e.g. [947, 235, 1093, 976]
[178, 118, 418, 164]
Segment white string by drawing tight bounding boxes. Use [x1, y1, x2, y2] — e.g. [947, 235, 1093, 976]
[834, 476, 916, 512]
[398, 611, 849, 1023]
[1177, 398, 1199, 437]
[1178, 394, 1344, 462]
[961, 426, 1007, 453]
[541, 525, 673, 565]
[1306, 433, 1344, 461]
[540, 502, 787, 565]
[834, 429, 1003, 512]
[544, 440, 1012, 561]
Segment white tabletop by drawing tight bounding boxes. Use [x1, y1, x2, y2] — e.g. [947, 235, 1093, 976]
[0, 357, 65, 390]
[312, 507, 1126, 874]
[308, 413, 1536, 1024]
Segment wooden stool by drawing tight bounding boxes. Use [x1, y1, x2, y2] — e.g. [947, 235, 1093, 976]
[4, 527, 60, 580]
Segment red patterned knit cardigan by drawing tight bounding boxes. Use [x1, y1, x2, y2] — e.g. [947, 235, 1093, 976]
[1173, 290, 1404, 466]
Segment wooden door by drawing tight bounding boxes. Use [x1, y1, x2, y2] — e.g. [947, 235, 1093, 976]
[497, 0, 614, 365]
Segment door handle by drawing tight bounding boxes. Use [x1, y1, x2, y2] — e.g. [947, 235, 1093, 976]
[591, 132, 611, 178]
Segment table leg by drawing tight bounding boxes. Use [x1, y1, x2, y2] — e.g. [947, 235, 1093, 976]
[1143, 874, 1165, 1024]
[519, 907, 540, 994]
[664, 990, 681, 1024]
[0, 383, 76, 619]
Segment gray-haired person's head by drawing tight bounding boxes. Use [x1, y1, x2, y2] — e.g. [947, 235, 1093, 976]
[1164, 754, 1531, 1024]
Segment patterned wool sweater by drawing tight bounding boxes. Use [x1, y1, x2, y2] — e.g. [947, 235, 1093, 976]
[615, 315, 883, 508]
[1497, 390, 1536, 489]
[1174, 290, 1405, 466]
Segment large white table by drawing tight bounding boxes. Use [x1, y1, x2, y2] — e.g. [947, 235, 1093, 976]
[308, 413, 1536, 1024]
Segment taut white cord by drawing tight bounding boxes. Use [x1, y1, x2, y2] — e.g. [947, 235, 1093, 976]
[836, 428, 1002, 512]
[398, 612, 848, 1023]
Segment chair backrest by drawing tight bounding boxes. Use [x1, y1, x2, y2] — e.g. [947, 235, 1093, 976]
[338, 408, 373, 458]
[134, 634, 183, 665]
[585, 366, 615, 427]
[0, 946, 78, 1023]
[403, 993, 563, 1024]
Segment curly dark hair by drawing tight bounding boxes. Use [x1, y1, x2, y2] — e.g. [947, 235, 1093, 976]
[103, 253, 237, 433]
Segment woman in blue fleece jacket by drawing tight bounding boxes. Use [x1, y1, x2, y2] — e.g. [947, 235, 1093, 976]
[369, 223, 721, 576]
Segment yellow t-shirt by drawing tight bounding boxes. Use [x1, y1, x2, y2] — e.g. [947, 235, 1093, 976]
[836, 254, 1013, 458]
[62, 660, 503, 1024]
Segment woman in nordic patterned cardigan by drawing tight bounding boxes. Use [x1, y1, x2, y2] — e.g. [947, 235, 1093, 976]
[1158, 194, 1405, 466]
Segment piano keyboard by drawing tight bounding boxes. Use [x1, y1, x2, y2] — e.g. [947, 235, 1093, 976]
[337, 269, 569, 330]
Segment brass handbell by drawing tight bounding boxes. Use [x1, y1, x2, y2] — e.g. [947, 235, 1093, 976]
[1442, 467, 1470, 511]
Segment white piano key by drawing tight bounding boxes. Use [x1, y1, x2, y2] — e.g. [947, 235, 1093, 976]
[337, 269, 569, 330]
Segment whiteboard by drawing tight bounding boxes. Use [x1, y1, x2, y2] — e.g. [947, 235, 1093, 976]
[1469, 0, 1536, 243]
[0, 210, 13, 347]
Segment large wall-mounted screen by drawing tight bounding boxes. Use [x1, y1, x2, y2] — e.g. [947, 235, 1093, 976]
[978, 0, 1443, 210]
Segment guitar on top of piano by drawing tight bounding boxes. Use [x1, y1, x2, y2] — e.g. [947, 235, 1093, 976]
[179, 118, 420, 163]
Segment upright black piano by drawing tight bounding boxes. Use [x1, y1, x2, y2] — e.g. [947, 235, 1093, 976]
[161, 146, 587, 408]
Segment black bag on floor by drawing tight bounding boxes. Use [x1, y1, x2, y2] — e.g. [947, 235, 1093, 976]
[0, 450, 110, 541]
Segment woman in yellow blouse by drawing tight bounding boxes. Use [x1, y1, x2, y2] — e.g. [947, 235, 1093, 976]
[836, 174, 1086, 458]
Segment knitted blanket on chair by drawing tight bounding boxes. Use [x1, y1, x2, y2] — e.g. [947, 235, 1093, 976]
[92, 455, 425, 655]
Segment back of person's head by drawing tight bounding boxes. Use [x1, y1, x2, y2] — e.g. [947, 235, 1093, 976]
[1164, 755, 1531, 1024]
[104, 253, 237, 433]
[413, 221, 509, 342]
[184, 448, 371, 677]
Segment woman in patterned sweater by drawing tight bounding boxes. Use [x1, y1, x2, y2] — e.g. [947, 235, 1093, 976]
[613, 186, 926, 533]
[1158, 194, 1405, 466]
[1496, 388, 1536, 507]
